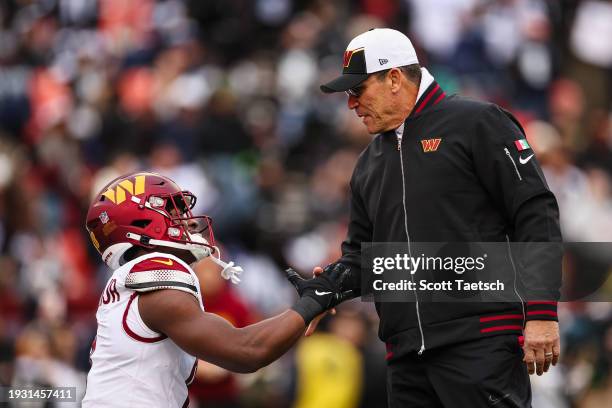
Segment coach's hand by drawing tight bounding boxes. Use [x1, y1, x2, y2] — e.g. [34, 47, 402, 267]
[286, 264, 352, 309]
[286, 264, 353, 325]
[523, 320, 560, 376]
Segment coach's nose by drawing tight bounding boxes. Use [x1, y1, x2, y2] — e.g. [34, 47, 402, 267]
[347, 94, 359, 110]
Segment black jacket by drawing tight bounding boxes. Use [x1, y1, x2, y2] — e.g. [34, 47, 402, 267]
[338, 82, 562, 358]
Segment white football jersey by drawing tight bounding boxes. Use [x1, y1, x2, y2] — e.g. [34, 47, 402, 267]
[82, 252, 203, 408]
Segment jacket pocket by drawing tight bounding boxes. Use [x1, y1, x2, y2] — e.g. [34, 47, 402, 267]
[504, 147, 522, 181]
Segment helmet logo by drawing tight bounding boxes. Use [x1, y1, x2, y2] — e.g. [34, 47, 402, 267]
[102, 175, 146, 204]
[99, 211, 109, 224]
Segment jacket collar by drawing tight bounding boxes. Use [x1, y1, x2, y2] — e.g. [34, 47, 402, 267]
[408, 67, 446, 119]
[388, 68, 447, 138]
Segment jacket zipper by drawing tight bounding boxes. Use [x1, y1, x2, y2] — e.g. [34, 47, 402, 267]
[504, 148, 522, 181]
[505, 235, 526, 325]
[397, 134, 426, 355]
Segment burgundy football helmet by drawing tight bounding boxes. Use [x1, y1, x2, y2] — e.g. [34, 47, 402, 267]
[86, 172, 216, 269]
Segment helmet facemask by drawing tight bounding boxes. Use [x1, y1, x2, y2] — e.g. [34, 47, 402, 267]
[129, 190, 217, 262]
[132, 191, 242, 282]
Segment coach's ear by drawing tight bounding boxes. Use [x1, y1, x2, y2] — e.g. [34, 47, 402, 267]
[304, 266, 337, 337]
[389, 68, 403, 94]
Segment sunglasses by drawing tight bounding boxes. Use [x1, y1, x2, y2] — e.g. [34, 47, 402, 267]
[345, 69, 392, 98]
[345, 84, 366, 98]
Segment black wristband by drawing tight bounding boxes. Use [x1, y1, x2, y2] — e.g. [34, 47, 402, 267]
[291, 296, 325, 325]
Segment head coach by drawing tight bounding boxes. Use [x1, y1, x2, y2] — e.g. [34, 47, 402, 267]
[314, 28, 563, 407]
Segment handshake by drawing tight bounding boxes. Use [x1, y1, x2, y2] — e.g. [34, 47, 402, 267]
[286, 263, 356, 325]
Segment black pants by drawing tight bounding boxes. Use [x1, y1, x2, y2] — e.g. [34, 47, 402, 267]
[386, 335, 531, 407]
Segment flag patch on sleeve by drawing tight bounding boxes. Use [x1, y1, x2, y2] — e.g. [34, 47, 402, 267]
[514, 138, 530, 151]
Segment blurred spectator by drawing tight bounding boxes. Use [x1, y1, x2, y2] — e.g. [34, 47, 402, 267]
[0, 1, 609, 406]
[568, 0, 612, 112]
[548, 78, 586, 152]
[12, 323, 86, 407]
[292, 310, 363, 408]
[148, 142, 218, 213]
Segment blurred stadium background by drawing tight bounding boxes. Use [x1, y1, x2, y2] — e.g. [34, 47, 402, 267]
[0, 0, 611, 407]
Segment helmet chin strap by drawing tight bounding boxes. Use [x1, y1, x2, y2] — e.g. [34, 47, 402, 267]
[208, 247, 243, 285]
[188, 233, 242, 284]
[125, 232, 242, 284]
[185, 233, 214, 261]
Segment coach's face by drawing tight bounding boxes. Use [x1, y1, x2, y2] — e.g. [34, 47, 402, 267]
[347, 69, 406, 134]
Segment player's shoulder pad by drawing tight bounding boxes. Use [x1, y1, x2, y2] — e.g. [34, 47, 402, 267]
[125, 254, 198, 298]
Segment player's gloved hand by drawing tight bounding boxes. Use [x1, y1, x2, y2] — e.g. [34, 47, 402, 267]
[286, 263, 353, 324]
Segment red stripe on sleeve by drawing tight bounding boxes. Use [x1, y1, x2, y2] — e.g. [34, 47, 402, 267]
[479, 314, 524, 323]
[131, 257, 190, 273]
[526, 310, 558, 317]
[480, 325, 523, 333]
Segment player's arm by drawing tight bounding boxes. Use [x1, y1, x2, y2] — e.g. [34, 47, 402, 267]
[138, 266, 352, 373]
[139, 290, 304, 373]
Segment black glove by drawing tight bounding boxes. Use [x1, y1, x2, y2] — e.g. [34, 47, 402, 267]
[286, 263, 354, 324]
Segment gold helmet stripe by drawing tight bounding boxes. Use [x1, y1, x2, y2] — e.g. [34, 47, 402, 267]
[102, 189, 116, 203]
[134, 175, 146, 195]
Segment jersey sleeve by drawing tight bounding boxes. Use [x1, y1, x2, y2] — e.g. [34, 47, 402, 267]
[125, 256, 199, 298]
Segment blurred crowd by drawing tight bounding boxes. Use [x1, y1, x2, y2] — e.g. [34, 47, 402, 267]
[0, 0, 611, 407]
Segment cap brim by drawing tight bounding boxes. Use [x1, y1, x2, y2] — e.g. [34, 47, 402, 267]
[320, 73, 368, 93]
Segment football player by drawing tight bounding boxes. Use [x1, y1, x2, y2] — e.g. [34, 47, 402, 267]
[82, 172, 350, 407]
